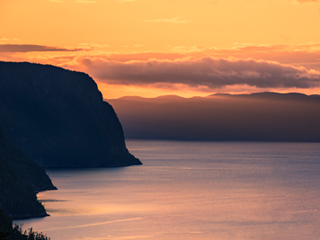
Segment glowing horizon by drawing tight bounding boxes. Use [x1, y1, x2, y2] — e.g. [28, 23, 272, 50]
[1, 0, 320, 98]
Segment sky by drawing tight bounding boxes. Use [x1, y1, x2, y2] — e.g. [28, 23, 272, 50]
[1, 0, 320, 98]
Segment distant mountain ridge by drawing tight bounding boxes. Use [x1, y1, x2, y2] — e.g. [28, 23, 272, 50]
[0, 61, 141, 167]
[108, 92, 320, 142]
[211, 92, 320, 100]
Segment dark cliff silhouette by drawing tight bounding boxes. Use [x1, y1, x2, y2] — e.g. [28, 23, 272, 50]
[0, 124, 56, 219]
[108, 93, 320, 142]
[0, 210, 50, 240]
[0, 61, 141, 167]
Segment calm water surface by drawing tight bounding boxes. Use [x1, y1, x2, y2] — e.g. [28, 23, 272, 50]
[15, 140, 320, 240]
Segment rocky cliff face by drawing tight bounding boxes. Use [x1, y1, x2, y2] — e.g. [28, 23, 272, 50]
[0, 61, 141, 167]
[0, 124, 56, 219]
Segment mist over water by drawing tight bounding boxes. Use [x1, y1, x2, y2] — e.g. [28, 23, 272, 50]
[15, 140, 320, 240]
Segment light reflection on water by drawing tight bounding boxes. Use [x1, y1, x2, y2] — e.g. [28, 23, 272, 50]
[15, 141, 320, 240]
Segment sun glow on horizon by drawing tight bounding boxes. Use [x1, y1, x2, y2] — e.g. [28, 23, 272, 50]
[1, 0, 320, 98]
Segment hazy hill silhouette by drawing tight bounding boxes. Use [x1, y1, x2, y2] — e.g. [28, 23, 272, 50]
[0, 61, 141, 167]
[108, 93, 320, 142]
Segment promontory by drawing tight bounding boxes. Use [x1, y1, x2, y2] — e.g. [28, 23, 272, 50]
[0, 61, 142, 168]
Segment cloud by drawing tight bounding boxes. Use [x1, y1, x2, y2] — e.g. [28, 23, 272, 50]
[49, 0, 97, 3]
[78, 43, 109, 49]
[0, 44, 84, 53]
[70, 57, 320, 89]
[185, 43, 320, 71]
[294, 0, 318, 3]
[117, 0, 135, 2]
[170, 46, 204, 53]
[0, 37, 10, 41]
[133, 44, 145, 48]
[76, 0, 96, 3]
[95, 52, 186, 62]
[0, 37, 19, 44]
[144, 17, 193, 24]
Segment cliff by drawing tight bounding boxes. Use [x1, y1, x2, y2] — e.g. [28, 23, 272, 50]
[0, 124, 56, 219]
[0, 61, 141, 167]
[0, 210, 50, 239]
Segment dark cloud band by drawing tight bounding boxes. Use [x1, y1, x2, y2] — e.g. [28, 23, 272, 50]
[78, 57, 320, 89]
[0, 44, 83, 52]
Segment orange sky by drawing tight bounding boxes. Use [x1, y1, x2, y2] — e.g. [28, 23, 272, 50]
[1, 0, 320, 98]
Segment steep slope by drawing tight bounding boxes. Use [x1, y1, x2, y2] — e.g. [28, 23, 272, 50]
[0, 61, 141, 167]
[0, 210, 50, 239]
[0, 125, 55, 219]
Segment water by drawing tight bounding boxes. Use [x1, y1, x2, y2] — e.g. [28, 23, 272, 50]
[15, 140, 320, 240]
